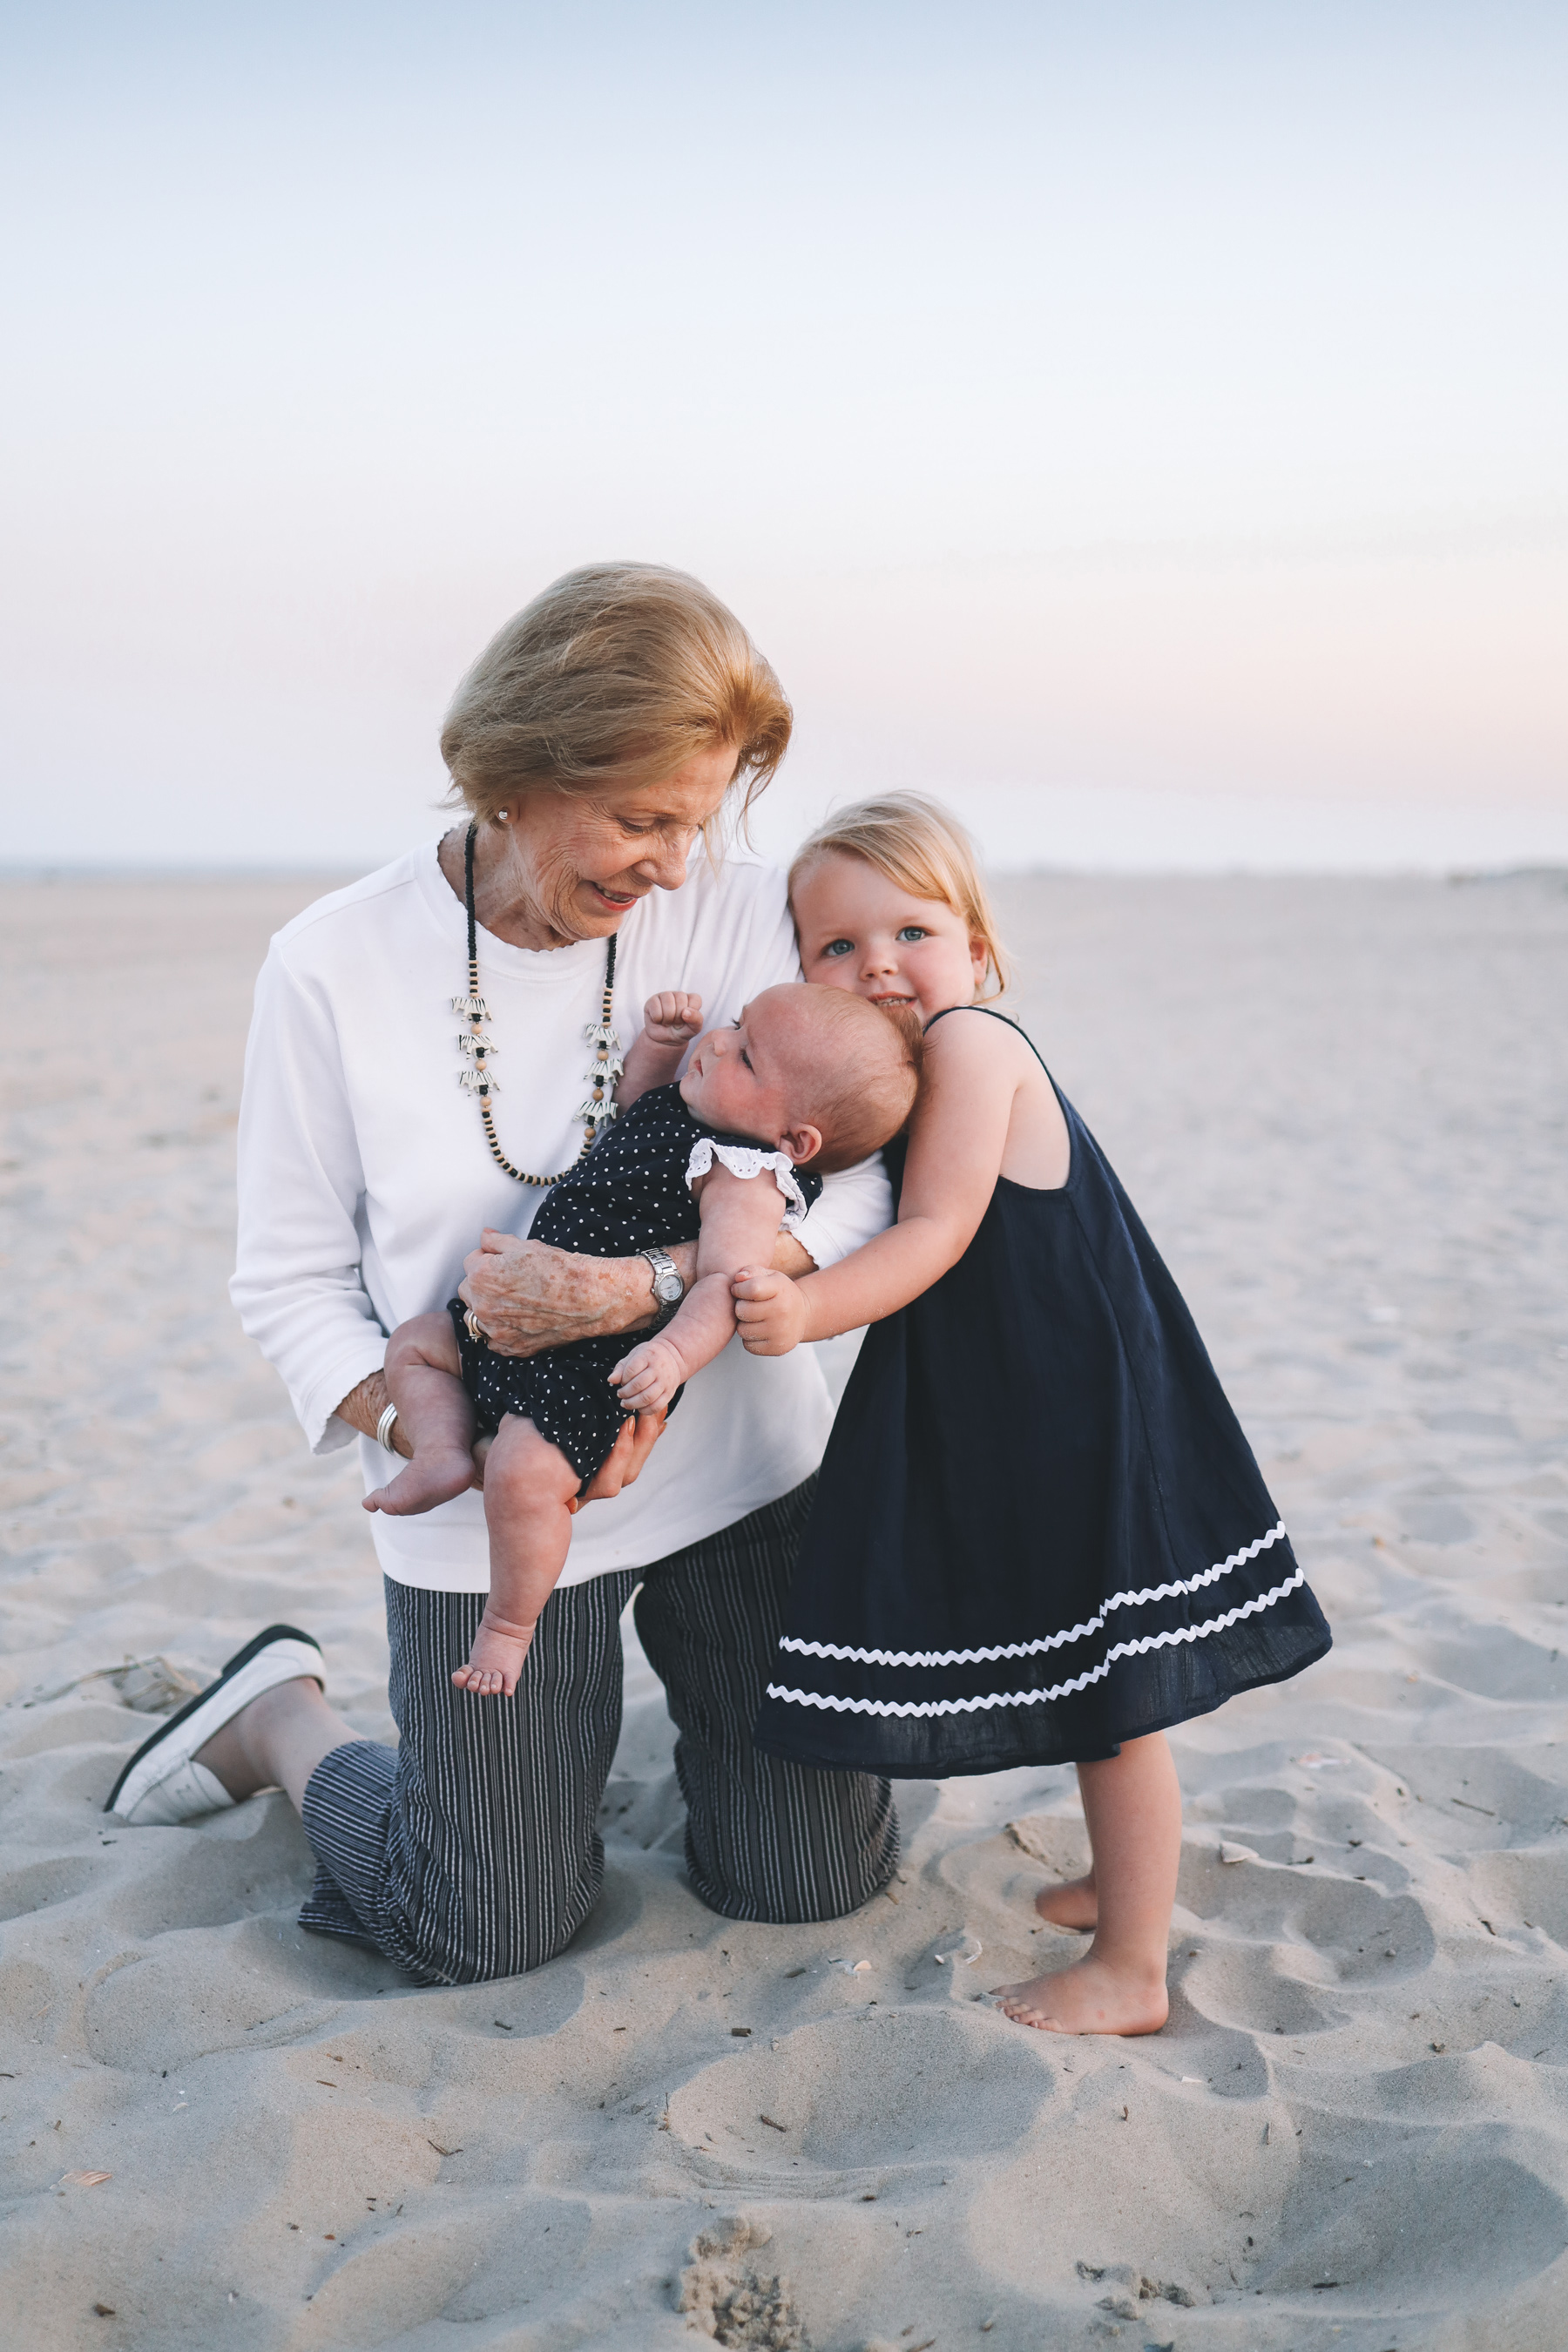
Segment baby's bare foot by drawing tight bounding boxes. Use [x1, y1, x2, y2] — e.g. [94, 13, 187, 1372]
[995, 1955, 1169, 2037]
[451, 1617, 533, 1699]
[363, 1447, 474, 1517]
[1034, 1873, 1098, 1932]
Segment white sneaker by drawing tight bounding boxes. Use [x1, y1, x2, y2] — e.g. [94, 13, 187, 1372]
[105, 1623, 325, 1825]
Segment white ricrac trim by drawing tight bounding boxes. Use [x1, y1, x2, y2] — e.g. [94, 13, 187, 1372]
[765, 1566, 1307, 1716]
[686, 1137, 809, 1230]
[777, 1522, 1288, 1668]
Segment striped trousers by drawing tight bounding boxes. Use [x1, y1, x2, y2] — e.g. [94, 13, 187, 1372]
[297, 1478, 898, 1984]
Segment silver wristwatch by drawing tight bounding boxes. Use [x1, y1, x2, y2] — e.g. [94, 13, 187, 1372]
[639, 1246, 685, 1331]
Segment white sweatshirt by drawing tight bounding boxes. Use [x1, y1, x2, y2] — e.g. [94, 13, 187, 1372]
[230, 839, 891, 1591]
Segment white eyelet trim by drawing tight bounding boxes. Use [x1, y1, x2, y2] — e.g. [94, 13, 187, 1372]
[686, 1138, 810, 1229]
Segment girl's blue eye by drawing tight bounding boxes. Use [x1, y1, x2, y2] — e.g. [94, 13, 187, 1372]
[896, 927, 928, 943]
[821, 939, 854, 958]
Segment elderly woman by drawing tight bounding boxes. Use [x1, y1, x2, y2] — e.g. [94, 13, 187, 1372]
[106, 565, 898, 1982]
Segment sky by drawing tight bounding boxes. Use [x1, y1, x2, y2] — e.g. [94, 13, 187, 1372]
[3, 0, 1565, 873]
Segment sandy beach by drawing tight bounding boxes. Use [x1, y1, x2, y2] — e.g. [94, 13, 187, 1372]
[3, 863, 1566, 2351]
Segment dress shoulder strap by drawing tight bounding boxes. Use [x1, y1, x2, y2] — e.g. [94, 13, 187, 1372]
[923, 1002, 1053, 1080]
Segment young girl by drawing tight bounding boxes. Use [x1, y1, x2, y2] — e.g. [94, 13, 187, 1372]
[734, 794, 1330, 2038]
[367, 980, 920, 1700]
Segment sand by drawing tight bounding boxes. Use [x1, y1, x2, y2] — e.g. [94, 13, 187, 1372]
[2, 864, 1566, 2351]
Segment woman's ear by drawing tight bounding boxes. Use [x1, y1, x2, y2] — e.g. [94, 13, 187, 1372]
[779, 1122, 824, 1167]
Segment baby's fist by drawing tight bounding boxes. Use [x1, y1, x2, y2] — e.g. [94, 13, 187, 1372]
[610, 1338, 682, 1414]
[641, 990, 703, 1048]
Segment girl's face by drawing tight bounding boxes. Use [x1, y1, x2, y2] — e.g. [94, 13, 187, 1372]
[792, 852, 988, 1023]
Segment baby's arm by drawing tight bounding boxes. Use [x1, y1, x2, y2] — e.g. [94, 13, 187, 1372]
[618, 990, 703, 1112]
[610, 1165, 793, 1410]
[733, 1011, 1031, 1353]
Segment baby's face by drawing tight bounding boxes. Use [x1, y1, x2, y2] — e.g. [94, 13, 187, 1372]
[793, 851, 987, 1024]
[679, 987, 821, 1161]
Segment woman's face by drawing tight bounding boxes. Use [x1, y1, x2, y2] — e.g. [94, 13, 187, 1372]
[793, 851, 987, 1023]
[497, 741, 739, 943]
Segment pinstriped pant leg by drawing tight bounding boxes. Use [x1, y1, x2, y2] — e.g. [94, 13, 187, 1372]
[299, 1570, 638, 1984]
[633, 1477, 899, 1924]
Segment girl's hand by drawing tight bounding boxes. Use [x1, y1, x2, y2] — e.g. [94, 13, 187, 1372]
[609, 1337, 685, 1414]
[731, 1267, 808, 1355]
[641, 990, 704, 1050]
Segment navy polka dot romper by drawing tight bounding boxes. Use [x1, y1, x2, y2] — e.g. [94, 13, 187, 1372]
[448, 1083, 821, 1484]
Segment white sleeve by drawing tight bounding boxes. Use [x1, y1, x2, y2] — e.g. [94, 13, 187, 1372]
[790, 1150, 895, 1269]
[228, 944, 389, 1456]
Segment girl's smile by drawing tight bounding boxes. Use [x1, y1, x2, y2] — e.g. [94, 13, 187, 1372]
[792, 851, 990, 1024]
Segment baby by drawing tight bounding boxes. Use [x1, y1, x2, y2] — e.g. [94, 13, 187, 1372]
[366, 982, 921, 1696]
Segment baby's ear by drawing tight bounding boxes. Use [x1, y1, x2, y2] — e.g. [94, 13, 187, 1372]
[779, 1122, 823, 1167]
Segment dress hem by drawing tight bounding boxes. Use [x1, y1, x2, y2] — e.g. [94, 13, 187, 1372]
[753, 1627, 1334, 1779]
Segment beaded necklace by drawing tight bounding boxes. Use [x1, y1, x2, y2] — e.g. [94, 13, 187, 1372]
[452, 821, 622, 1185]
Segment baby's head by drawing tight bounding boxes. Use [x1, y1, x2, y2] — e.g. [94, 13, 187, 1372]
[679, 983, 921, 1173]
[787, 791, 1007, 1025]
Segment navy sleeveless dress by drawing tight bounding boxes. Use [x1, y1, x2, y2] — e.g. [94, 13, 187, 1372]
[753, 1009, 1329, 1776]
[450, 1082, 820, 1483]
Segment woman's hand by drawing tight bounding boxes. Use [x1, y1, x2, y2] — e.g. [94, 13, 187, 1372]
[458, 1231, 698, 1357]
[335, 1370, 413, 1456]
[731, 1266, 808, 1355]
[571, 1406, 666, 1509]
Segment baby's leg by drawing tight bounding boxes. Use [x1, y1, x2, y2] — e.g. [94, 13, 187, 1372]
[363, 1313, 477, 1517]
[995, 1731, 1180, 2036]
[454, 1416, 584, 1698]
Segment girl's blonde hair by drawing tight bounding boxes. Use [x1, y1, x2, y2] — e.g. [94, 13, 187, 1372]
[441, 564, 792, 823]
[788, 791, 1008, 999]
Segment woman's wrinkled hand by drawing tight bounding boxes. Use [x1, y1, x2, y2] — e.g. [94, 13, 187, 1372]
[458, 1229, 638, 1357]
[731, 1266, 808, 1355]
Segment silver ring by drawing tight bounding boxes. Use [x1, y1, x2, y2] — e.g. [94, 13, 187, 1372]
[375, 1401, 400, 1452]
[463, 1307, 487, 1345]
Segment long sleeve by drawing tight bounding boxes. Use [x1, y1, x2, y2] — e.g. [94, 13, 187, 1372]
[229, 943, 389, 1454]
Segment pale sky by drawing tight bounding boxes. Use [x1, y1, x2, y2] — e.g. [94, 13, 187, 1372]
[3, 1, 1565, 871]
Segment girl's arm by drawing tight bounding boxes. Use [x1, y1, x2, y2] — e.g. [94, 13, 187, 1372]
[733, 1012, 1029, 1352]
[610, 1164, 801, 1409]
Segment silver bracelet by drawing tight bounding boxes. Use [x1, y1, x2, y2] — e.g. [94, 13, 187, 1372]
[375, 1401, 401, 1452]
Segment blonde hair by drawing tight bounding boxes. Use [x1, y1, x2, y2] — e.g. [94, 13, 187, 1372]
[788, 790, 1008, 999]
[761, 985, 923, 1174]
[441, 564, 793, 823]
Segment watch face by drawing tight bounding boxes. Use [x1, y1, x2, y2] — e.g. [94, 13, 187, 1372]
[654, 1271, 684, 1304]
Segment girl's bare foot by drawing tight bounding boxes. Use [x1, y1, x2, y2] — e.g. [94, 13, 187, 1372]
[995, 1954, 1169, 2037]
[451, 1613, 534, 1698]
[363, 1447, 474, 1517]
[1034, 1873, 1097, 1931]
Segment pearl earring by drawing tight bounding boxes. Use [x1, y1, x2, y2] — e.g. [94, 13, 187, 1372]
[496, 809, 510, 822]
